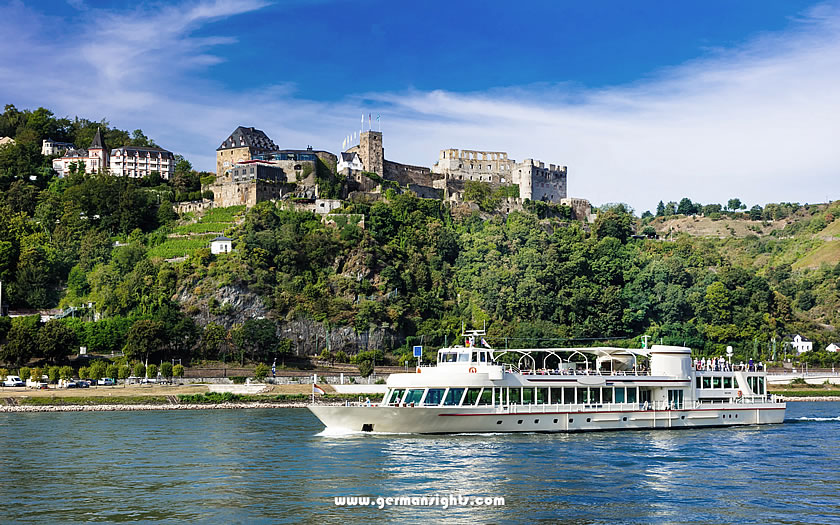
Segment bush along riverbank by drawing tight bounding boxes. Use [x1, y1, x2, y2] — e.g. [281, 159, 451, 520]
[1, 393, 361, 412]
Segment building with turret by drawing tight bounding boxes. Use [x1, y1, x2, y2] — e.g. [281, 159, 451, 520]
[432, 148, 567, 203]
[52, 129, 175, 179]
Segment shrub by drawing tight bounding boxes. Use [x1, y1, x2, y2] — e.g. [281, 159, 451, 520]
[147, 364, 158, 379]
[231, 376, 246, 384]
[19, 367, 31, 382]
[133, 362, 146, 378]
[173, 364, 185, 379]
[358, 359, 374, 378]
[48, 366, 60, 383]
[334, 350, 349, 363]
[160, 362, 173, 379]
[59, 366, 73, 380]
[254, 363, 269, 381]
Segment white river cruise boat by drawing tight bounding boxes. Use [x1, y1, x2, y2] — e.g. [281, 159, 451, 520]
[309, 339, 786, 434]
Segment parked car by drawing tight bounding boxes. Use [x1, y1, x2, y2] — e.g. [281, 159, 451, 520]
[97, 378, 115, 386]
[76, 380, 91, 388]
[64, 381, 78, 388]
[3, 375, 25, 387]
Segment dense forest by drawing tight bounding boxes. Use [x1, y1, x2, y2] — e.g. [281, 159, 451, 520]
[1, 104, 839, 376]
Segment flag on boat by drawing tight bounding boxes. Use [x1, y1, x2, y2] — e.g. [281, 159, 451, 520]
[465, 338, 471, 347]
[313, 384, 326, 395]
[481, 338, 491, 348]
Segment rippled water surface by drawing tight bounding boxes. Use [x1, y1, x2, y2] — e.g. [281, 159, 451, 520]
[1, 402, 839, 524]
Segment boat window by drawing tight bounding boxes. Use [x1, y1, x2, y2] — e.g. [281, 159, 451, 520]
[404, 389, 425, 405]
[758, 377, 765, 394]
[443, 388, 464, 406]
[702, 377, 712, 389]
[440, 353, 457, 363]
[388, 389, 405, 405]
[696, 377, 702, 389]
[477, 388, 493, 405]
[614, 387, 625, 403]
[522, 388, 534, 404]
[723, 377, 733, 389]
[563, 387, 575, 404]
[590, 388, 601, 405]
[712, 377, 722, 389]
[603, 387, 613, 403]
[480, 352, 487, 362]
[550, 387, 562, 404]
[472, 352, 478, 362]
[627, 387, 637, 404]
[463, 388, 482, 406]
[577, 387, 589, 404]
[423, 388, 445, 406]
[536, 388, 548, 404]
[458, 353, 470, 363]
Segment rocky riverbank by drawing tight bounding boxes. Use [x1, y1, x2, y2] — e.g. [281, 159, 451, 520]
[0, 401, 346, 413]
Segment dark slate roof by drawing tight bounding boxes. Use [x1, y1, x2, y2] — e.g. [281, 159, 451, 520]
[340, 152, 359, 162]
[64, 148, 88, 158]
[89, 128, 106, 150]
[217, 126, 277, 152]
[111, 145, 174, 158]
[211, 236, 232, 242]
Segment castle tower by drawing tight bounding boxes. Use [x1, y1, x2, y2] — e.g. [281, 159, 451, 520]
[87, 127, 108, 173]
[358, 131, 384, 176]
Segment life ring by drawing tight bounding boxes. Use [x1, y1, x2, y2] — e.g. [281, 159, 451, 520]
[416, 368, 421, 373]
[737, 390, 742, 398]
[696, 364, 702, 371]
[468, 367, 477, 373]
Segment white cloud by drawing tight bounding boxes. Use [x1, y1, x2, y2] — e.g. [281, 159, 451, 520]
[2, 1, 839, 212]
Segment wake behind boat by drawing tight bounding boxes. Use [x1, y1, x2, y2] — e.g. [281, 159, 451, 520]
[309, 335, 785, 434]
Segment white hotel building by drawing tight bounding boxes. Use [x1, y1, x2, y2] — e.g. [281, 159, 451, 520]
[52, 128, 175, 179]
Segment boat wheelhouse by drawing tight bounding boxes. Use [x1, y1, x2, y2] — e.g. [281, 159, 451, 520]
[308, 341, 785, 434]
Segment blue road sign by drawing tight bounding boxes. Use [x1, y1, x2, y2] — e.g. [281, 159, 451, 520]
[413, 345, 423, 357]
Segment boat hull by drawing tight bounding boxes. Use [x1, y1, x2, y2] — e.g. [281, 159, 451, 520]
[309, 403, 786, 434]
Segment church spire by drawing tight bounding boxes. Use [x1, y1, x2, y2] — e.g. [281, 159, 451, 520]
[89, 127, 105, 149]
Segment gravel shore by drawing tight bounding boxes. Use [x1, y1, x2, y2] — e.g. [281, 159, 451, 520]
[0, 402, 346, 412]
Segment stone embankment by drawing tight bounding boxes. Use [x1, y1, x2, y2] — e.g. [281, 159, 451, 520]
[777, 396, 840, 402]
[0, 401, 346, 413]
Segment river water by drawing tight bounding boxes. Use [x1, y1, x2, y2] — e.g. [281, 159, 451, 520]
[1, 402, 838, 524]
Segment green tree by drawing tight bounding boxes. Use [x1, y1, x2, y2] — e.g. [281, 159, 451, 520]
[0, 315, 40, 365]
[59, 365, 74, 380]
[124, 320, 165, 364]
[592, 209, 635, 243]
[172, 363, 184, 380]
[160, 361, 173, 380]
[133, 362, 146, 378]
[656, 201, 665, 217]
[37, 320, 78, 363]
[89, 360, 107, 380]
[147, 363, 158, 379]
[106, 363, 119, 379]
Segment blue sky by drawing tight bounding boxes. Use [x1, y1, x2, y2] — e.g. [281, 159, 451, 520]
[1, 0, 838, 212]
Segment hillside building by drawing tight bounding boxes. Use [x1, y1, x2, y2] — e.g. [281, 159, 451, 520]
[0, 137, 14, 147]
[42, 138, 75, 156]
[52, 128, 175, 179]
[432, 148, 567, 203]
[110, 146, 175, 179]
[216, 126, 278, 176]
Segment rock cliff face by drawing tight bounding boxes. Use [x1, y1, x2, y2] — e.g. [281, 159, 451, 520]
[175, 281, 397, 356]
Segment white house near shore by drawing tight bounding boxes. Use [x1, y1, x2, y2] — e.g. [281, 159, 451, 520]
[791, 334, 813, 354]
[210, 236, 232, 254]
[827, 343, 839, 353]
